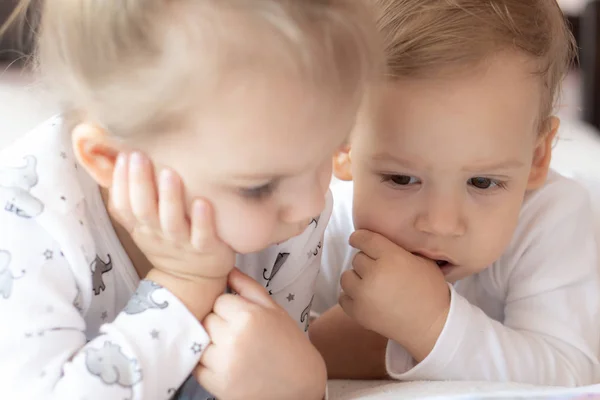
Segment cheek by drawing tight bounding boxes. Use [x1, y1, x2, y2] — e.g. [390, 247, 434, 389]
[352, 180, 411, 240]
[212, 198, 276, 254]
[470, 194, 524, 263]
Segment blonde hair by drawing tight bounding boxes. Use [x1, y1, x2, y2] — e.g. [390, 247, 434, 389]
[4, 0, 380, 138]
[374, 0, 576, 124]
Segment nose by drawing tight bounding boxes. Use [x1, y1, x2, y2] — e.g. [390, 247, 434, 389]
[280, 168, 329, 223]
[415, 191, 466, 237]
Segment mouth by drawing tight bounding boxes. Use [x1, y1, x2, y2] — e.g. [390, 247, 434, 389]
[412, 252, 456, 274]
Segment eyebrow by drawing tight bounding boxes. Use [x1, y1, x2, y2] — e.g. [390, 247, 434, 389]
[461, 159, 525, 172]
[370, 153, 421, 170]
[232, 135, 351, 181]
[371, 152, 524, 172]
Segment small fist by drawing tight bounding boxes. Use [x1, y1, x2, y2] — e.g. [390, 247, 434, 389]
[195, 269, 327, 400]
[339, 229, 450, 362]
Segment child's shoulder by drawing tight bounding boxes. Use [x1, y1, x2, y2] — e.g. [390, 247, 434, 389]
[521, 170, 592, 224]
[0, 116, 86, 218]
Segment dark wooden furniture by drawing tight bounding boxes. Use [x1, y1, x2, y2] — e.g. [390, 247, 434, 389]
[580, 1, 600, 131]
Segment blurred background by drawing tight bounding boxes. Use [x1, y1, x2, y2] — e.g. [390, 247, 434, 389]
[0, 0, 598, 150]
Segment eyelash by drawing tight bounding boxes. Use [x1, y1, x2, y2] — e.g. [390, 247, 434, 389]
[239, 182, 277, 200]
[380, 174, 508, 191]
[380, 174, 420, 186]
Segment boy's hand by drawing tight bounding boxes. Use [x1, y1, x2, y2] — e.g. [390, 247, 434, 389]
[109, 152, 235, 281]
[339, 229, 451, 362]
[195, 269, 327, 400]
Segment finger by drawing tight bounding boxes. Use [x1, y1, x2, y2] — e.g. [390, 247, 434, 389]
[198, 342, 221, 371]
[352, 251, 373, 278]
[128, 152, 159, 228]
[201, 313, 228, 346]
[340, 269, 361, 297]
[212, 292, 252, 320]
[227, 267, 274, 309]
[158, 168, 189, 241]
[194, 364, 221, 397]
[110, 153, 135, 228]
[190, 198, 219, 251]
[349, 230, 395, 260]
[338, 293, 355, 317]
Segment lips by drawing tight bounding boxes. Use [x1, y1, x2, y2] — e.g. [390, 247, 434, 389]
[412, 250, 456, 268]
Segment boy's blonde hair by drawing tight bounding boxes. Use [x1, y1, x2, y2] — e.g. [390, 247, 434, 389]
[4, 0, 380, 138]
[374, 0, 576, 125]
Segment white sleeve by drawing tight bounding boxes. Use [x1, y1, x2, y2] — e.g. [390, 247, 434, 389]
[0, 215, 209, 399]
[313, 181, 355, 315]
[386, 181, 600, 386]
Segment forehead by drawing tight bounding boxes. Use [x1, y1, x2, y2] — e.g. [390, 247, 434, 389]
[357, 55, 542, 159]
[147, 77, 355, 179]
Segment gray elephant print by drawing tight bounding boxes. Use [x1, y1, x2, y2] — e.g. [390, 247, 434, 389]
[300, 295, 314, 332]
[124, 280, 169, 314]
[0, 250, 25, 299]
[91, 254, 113, 295]
[0, 155, 44, 218]
[263, 252, 290, 287]
[85, 341, 142, 387]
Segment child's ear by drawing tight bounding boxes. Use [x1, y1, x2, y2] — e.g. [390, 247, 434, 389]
[332, 144, 353, 181]
[71, 123, 123, 188]
[527, 117, 559, 190]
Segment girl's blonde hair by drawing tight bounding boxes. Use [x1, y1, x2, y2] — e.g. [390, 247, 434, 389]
[4, 0, 380, 137]
[374, 0, 576, 124]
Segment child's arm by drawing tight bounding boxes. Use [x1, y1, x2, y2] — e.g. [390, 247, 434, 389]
[309, 304, 388, 379]
[0, 152, 232, 399]
[0, 215, 215, 399]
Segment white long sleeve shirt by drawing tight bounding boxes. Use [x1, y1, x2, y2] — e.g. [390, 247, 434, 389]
[0, 117, 330, 400]
[314, 175, 600, 386]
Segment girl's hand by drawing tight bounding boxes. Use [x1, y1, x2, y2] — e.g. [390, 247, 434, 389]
[109, 152, 235, 319]
[109, 152, 235, 281]
[195, 269, 327, 400]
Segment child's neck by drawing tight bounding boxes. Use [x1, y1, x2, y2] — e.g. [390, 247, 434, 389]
[100, 187, 154, 281]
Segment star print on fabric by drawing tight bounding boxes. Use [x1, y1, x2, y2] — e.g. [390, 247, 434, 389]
[150, 330, 159, 340]
[25, 332, 32, 338]
[100, 311, 108, 321]
[60, 251, 64, 257]
[60, 196, 66, 201]
[43, 250, 53, 260]
[60, 152, 67, 159]
[191, 342, 203, 354]
[79, 220, 84, 226]
[286, 293, 295, 302]
[46, 306, 54, 313]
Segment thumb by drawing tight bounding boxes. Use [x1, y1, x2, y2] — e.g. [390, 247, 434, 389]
[228, 268, 275, 309]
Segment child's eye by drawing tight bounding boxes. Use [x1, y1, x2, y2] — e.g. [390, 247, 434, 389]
[468, 177, 506, 190]
[380, 174, 420, 186]
[239, 182, 276, 200]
